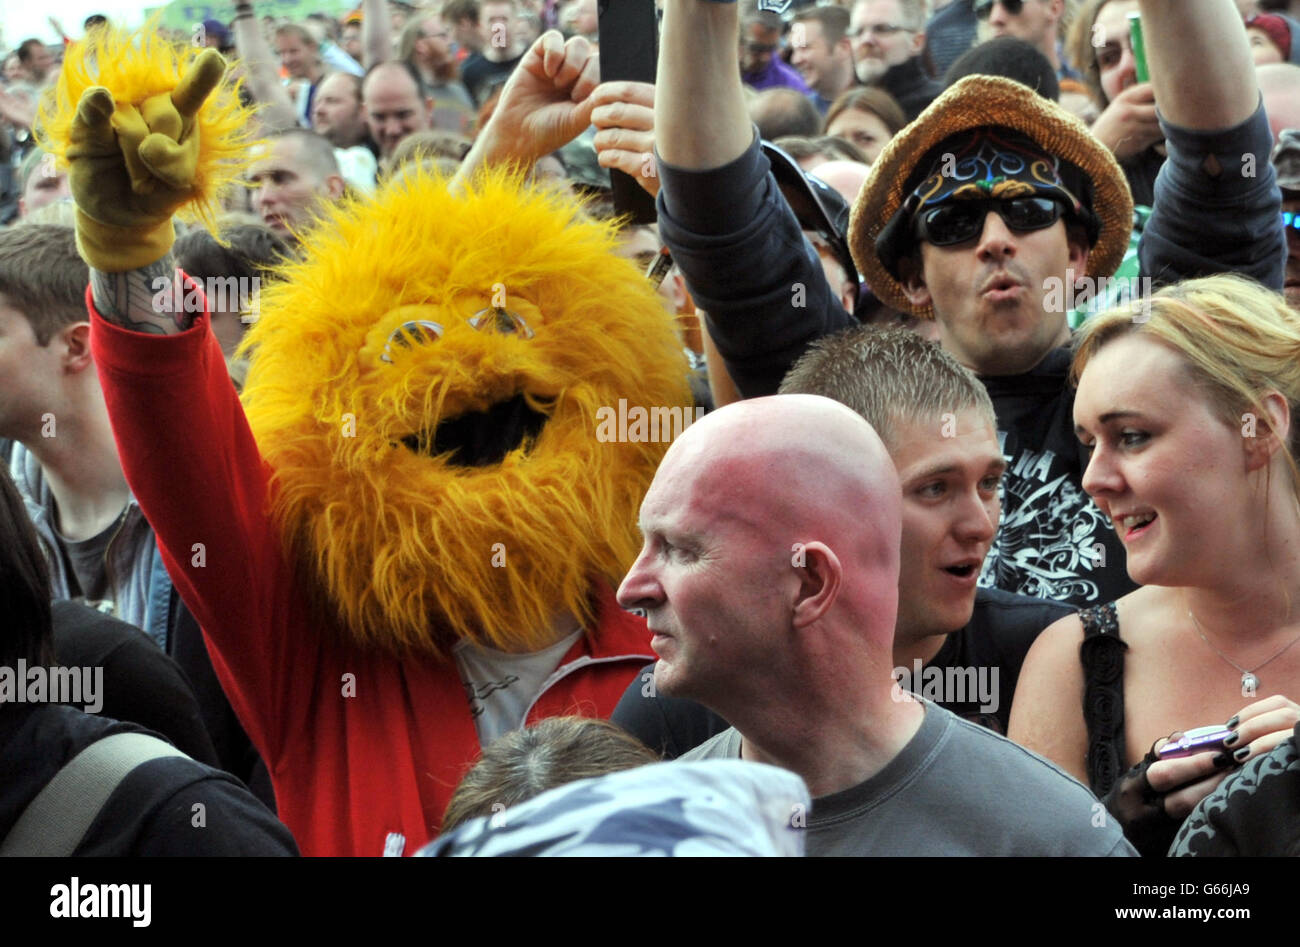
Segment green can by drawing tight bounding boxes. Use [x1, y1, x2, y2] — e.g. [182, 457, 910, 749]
[1127, 12, 1150, 84]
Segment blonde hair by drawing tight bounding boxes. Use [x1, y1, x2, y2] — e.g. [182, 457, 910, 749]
[1071, 273, 1300, 499]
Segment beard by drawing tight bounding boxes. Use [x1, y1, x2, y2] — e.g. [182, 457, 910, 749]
[855, 57, 889, 83]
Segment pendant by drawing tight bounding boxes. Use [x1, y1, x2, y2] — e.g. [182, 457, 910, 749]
[1241, 672, 1259, 695]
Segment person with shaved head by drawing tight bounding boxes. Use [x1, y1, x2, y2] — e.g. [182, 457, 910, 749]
[618, 394, 1136, 856]
[247, 129, 346, 244]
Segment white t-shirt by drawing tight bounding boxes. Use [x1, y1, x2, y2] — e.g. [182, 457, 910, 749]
[453, 629, 583, 747]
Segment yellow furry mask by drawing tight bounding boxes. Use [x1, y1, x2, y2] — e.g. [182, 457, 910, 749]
[241, 168, 691, 657]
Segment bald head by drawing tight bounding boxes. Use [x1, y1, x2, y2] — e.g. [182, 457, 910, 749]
[363, 61, 432, 157]
[810, 160, 871, 205]
[620, 394, 902, 689]
[748, 88, 823, 142]
[657, 395, 899, 558]
[1258, 64, 1300, 141]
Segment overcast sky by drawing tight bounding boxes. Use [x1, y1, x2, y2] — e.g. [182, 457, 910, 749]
[2, 1, 152, 47]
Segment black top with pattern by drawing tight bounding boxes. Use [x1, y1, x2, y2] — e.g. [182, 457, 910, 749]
[1079, 601, 1127, 796]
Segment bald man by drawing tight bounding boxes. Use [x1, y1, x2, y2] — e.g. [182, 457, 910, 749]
[618, 395, 1136, 856]
[363, 62, 433, 158]
[810, 159, 870, 205]
[1258, 63, 1300, 140]
[248, 130, 346, 244]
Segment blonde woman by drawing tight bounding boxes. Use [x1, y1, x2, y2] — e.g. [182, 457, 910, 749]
[1009, 274, 1300, 855]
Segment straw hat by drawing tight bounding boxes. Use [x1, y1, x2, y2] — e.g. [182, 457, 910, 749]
[849, 75, 1133, 318]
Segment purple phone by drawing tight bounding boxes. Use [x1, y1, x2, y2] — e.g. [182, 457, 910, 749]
[1156, 725, 1234, 759]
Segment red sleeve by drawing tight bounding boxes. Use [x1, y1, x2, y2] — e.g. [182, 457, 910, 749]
[87, 280, 315, 761]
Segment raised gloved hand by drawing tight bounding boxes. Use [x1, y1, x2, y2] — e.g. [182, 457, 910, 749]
[67, 48, 226, 271]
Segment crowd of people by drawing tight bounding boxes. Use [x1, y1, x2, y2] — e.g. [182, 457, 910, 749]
[1, 0, 1299, 859]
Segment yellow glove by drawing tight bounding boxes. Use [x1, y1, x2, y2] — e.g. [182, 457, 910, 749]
[67, 49, 225, 272]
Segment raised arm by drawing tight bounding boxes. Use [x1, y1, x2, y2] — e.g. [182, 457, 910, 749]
[1140, 0, 1256, 131]
[363, 0, 394, 68]
[453, 31, 600, 183]
[232, 1, 300, 131]
[654, 2, 750, 170]
[62, 45, 295, 749]
[653, 0, 850, 398]
[1138, 0, 1284, 288]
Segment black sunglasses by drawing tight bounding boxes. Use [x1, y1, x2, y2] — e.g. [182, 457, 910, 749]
[974, 0, 1025, 20]
[912, 196, 1067, 246]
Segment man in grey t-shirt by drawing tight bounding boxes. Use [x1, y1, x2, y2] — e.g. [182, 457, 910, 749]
[618, 394, 1134, 857]
[684, 702, 1133, 856]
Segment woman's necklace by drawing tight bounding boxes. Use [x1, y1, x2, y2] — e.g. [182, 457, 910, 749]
[1187, 608, 1300, 693]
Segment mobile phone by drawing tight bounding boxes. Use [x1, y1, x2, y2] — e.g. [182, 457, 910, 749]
[1155, 725, 1234, 759]
[597, 0, 658, 225]
[1127, 12, 1150, 84]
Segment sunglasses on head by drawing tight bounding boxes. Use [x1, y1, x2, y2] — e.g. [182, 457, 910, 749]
[912, 196, 1068, 246]
[974, 0, 1025, 20]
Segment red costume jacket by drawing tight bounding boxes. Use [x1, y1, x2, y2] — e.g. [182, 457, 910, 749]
[88, 290, 654, 857]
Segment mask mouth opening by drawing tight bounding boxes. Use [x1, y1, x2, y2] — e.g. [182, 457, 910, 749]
[401, 392, 549, 467]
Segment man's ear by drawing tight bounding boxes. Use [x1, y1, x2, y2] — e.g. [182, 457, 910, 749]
[59, 322, 93, 374]
[897, 254, 932, 309]
[1244, 391, 1292, 474]
[325, 172, 346, 200]
[669, 271, 692, 315]
[791, 540, 842, 629]
[910, 31, 926, 57]
[1066, 226, 1090, 274]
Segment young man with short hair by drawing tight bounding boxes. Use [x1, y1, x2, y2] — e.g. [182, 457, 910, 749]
[275, 23, 328, 126]
[976, 0, 1078, 78]
[461, 0, 527, 103]
[0, 226, 144, 634]
[247, 129, 347, 243]
[0, 225, 276, 806]
[791, 6, 860, 113]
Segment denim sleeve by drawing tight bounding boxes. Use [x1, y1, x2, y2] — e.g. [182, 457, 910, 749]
[655, 132, 855, 397]
[1140, 102, 1284, 290]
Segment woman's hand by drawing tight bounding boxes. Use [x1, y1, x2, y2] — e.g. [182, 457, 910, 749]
[1147, 695, 1299, 818]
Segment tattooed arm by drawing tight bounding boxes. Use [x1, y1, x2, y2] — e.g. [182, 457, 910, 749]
[89, 257, 196, 335]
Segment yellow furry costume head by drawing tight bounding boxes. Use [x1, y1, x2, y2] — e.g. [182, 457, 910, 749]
[241, 167, 690, 657]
